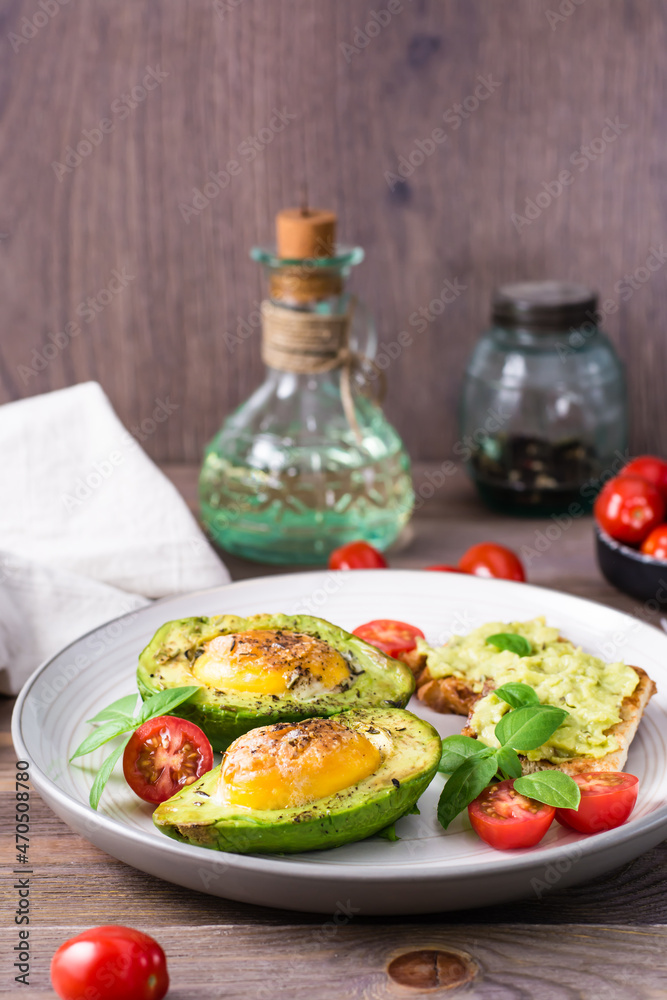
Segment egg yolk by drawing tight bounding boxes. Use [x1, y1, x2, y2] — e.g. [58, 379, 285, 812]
[218, 718, 382, 810]
[192, 629, 351, 695]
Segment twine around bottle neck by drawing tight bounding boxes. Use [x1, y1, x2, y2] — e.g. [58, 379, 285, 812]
[260, 298, 385, 441]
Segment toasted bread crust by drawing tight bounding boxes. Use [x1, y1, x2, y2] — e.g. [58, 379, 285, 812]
[459, 666, 656, 774]
[416, 658, 480, 715]
[417, 674, 479, 715]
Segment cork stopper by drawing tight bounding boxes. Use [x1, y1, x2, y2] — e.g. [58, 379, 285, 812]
[271, 207, 341, 303]
[276, 208, 337, 260]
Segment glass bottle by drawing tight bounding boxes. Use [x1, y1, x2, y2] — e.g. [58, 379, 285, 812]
[460, 281, 628, 515]
[199, 207, 414, 564]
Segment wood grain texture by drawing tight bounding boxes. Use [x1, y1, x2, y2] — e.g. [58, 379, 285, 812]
[2, 924, 667, 998]
[1, 0, 666, 463]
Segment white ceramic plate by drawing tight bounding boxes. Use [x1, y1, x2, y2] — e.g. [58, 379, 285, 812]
[12, 570, 667, 915]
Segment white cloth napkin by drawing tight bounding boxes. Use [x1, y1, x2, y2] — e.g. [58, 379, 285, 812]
[0, 382, 230, 694]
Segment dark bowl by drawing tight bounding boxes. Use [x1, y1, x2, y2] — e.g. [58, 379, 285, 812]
[595, 525, 667, 606]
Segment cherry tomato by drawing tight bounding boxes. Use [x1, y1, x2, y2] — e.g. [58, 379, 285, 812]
[424, 565, 466, 573]
[328, 540, 388, 570]
[458, 543, 526, 582]
[468, 779, 555, 849]
[594, 475, 665, 545]
[353, 619, 425, 658]
[623, 455, 667, 500]
[123, 715, 213, 804]
[555, 772, 638, 834]
[51, 926, 169, 1000]
[640, 523, 667, 561]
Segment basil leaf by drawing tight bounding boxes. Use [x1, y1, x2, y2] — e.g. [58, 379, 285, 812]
[137, 685, 200, 723]
[496, 745, 522, 780]
[486, 633, 532, 657]
[437, 752, 499, 829]
[438, 735, 488, 774]
[89, 735, 132, 810]
[495, 704, 569, 752]
[70, 720, 134, 761]
[494, 682, 540, 709]
[514, 771, 581, 810]
[86, 693, 141, 725]
[376, 823, 400, 841]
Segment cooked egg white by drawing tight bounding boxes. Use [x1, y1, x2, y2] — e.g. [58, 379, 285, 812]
[192, 629, 353, 698]
[217, 718, 383, 810]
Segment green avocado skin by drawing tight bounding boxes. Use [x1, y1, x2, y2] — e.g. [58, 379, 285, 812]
[153, 708, 441, 854]
[137, 613, 416, 751]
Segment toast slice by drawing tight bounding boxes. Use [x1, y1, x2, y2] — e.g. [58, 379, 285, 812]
[414, 638, 574, 715]
[459, 666, 656, 775]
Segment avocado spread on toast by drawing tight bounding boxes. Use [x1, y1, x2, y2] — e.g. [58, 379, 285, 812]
[417, 618, 639, 761]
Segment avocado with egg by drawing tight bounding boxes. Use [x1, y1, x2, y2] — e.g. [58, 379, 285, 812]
[153, 707, 441, 853]
[137, 614, 415, 750]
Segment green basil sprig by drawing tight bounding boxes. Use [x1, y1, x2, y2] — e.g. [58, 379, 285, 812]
[437, 684, 580, 828]
[71, 686, 200, 810]
[485, 633, 532, 657]
[494, 681, 540, 708]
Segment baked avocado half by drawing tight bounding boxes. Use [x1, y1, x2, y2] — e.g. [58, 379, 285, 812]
[153, 707, 441, 853]
[137, 614, 416, 750]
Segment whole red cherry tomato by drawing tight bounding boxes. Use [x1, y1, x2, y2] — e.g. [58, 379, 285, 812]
[123, 715, 213, 804]
[424, 565, 466, 573]
[328, 541, 388, 570]
[468, 779, 555, 849]
[623, 455, 667, 500]
[458, 543, 526, 582]
[353, 619, 425, 658]
[555, 772, 638, 834]
[594, 475, 665, 545]
[640, 524, 667, 561]
[51, 926, 169, 1000]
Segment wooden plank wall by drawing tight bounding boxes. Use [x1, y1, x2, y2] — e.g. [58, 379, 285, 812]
[1, 0, 666, 464]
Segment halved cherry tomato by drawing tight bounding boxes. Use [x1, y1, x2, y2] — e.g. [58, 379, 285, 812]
[51, 925, 169, 1000]
[594, 475, 665, 545]
[424, 565, 466, 573]
[123, 715, 213, 804]
[328, 540, 388, 570]
[353, 619, 425, 658]
[623, 455, 667, 500]
[468, 779, 555, 849]
[555, 771, 638, 834]
[458, 543, 526, 582]
[640, 523, 667, 561]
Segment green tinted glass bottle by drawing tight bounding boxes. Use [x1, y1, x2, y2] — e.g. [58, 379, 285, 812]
[199, 208, 414, 564]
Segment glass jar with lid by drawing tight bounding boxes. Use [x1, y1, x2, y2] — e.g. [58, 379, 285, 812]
[459, 281, 628, 515]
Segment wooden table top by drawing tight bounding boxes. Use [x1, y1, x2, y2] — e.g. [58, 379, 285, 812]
[3, 464, 666, 998]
